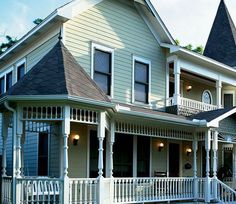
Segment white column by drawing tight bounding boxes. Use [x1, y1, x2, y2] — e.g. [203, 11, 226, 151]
[2, 115, 8, 177]
[233, 144, 236, 189]
[133, 135, 137, 177]
[62, 106, 70, 204]
[20, 130, 25, 177]
[109, 119, 115, 177]
[16, 107, 23, 178]
[193, 133, 198, 200]
[173, 57, 181, 105]
[205, 129, 211, 203]
[166, 61, 170, 105]
[213, 131, 218, 199]
[216, 79, 222, 108]
[98, 112, 106, 178]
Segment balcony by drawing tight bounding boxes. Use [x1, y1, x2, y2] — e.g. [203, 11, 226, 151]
[158, 97, 218, 116]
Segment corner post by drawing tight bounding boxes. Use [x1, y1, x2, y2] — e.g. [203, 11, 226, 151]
[193, 132, 198, 200]
[97, 111, 106, 204]
[2, 114, 9, 177]
[61, 106, 70, 204]
[173, 56, 181, 105]
[109, 118, 115, 178]
[216, 79, 222, 108]
[212, 131, 218, 200]
[205, 129, 211, 203]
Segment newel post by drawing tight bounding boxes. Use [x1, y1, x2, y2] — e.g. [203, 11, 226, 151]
[61, 106, 70, 204]
[205, 129, 211, 203]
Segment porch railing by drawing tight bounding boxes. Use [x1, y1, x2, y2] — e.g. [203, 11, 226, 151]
[2, 176, 12, 204]
[16, 177, 63, 204]
[160, 97, 218, 113]
[113, 177, 194, 203]
[215, 178, 236, 203]
[69, 178, 98, 204]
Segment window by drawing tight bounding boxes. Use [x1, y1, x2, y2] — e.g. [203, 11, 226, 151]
[92, 43, 114, 96]
[133, 57, 151, 103]
[202, 90, 212, 104]
[17, 63, 25, 81]
[223, 93, 234, 108]
[6, 71, 12, 91]
[0, 77, 4, 95]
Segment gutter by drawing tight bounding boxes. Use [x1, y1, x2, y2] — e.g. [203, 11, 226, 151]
[116, 107, 208, 127]
[4, 101, 17, 204]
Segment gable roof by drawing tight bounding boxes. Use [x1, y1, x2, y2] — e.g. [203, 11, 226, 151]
[191, 107, 236, 127]
[7, 41, 110, 102]
[0, 0, 175, 62]
[204, 0, 236, 67]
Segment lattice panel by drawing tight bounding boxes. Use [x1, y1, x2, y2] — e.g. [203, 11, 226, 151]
[115, 121, 193, 140]
[70, 108, 98, 124]
[22, 106, 64, 120]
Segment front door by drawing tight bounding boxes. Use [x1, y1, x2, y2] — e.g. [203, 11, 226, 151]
[169, 143, 180, 177]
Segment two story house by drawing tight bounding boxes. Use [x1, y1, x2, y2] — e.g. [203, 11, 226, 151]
[1, 0, 236, 203]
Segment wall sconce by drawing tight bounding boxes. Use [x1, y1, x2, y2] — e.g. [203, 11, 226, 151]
[186, 85, 192, 92]
[158, 142, 164, 152]
[186, 148, 192, 156]
[73, 135, 80, 146]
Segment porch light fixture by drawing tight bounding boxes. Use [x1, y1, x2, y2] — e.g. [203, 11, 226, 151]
[158, 142, 164, 152]
[186, 85, 192, 92]
[73, 135, 80, 146]
[186, 148, 192, 156]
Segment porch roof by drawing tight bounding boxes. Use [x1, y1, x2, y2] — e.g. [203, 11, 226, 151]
[191, 107, 236, 127]
[5, 41, 110, 103]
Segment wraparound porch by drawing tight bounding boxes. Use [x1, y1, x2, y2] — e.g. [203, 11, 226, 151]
[2, 104, 236, 203]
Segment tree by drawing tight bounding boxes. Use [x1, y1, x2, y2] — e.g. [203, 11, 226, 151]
[33, 18, 43, 25]
[175, 39, 204, 54]
[0, 35, 17, 55]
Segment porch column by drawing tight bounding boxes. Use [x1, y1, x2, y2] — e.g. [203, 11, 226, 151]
[216, 79, 222, 108]
[1, 114, 9, 177]
[109, 118, 115, 177]
[20, 129, 26, 176]
[213, 131, 218, 199]
[16, 108, 23, 178]
[233, 144, 236, 189]
[173, 56, 181, 105]
[193, 133, 198, 200]
[98, 111, 106, 177]
[205, 129, 211, 203]
[62, 106, 70, 204]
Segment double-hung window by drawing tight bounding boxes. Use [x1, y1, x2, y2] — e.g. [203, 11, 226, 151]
[17, 63, 25, 81]
[6, 71, 12, 91]
[92, 43, 114, 97]
[133, 57, 151, 104]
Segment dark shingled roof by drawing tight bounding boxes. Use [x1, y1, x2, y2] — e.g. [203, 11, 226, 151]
[7, 41, 110, 102]
[204, 0, 236, 67]
[191, 107, 235, 122]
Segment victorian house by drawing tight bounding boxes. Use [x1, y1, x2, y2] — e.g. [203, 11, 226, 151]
[1, 0, 236, 203]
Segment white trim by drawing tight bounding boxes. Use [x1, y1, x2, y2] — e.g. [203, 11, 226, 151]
[202, 90, 213, 105]
[132, 55, 151, 104]
[222, 90, 235, 107]
[91, 42, 114, 98]
[0, 67, 14, 93]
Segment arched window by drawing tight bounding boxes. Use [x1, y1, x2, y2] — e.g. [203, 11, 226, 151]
[202, 90, 212, 104]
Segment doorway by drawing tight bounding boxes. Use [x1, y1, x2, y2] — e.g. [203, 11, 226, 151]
[169, 143, 180, 177]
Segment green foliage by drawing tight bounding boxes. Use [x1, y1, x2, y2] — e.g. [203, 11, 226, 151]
[175, 39, 180, 46]
[192, 45, 204, 54]
[33, 18, 43, 25]
[175, 39, 204, 54]
[0, 35, 17, 55]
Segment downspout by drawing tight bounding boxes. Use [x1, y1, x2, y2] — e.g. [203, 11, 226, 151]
[4, 101, 17, 204]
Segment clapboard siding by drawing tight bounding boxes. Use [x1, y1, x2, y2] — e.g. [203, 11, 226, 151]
[64, 0, 166, 104]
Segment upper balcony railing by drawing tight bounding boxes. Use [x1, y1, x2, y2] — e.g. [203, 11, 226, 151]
[157, 97, 218, 116]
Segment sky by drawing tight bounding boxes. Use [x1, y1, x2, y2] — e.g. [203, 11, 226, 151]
[1, 0, 236, 47]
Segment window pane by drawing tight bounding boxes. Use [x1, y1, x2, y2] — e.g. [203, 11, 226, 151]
[135, 61, 148, 83]
[135, 83, 148, 103]
[17, 64, 25, 81]
[202, 91, 211, 104]
[94, 49, 111, 74]
[6, 72, 12, 91]
[224, 94, 233, 108]
[0, 77, 4, 94]
[94, 73, 110, 95]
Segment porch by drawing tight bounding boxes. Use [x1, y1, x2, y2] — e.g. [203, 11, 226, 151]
[2, 104, 236, 204]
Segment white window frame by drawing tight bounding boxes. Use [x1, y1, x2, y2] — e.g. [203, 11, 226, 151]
[222, 90, 235, 108]
[0, 67, 14, 93]
[16, 58, 26, 82]
[132, 55, 151, 104]
[91, 42, 114, 98]
[202, 90, 213, 105]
